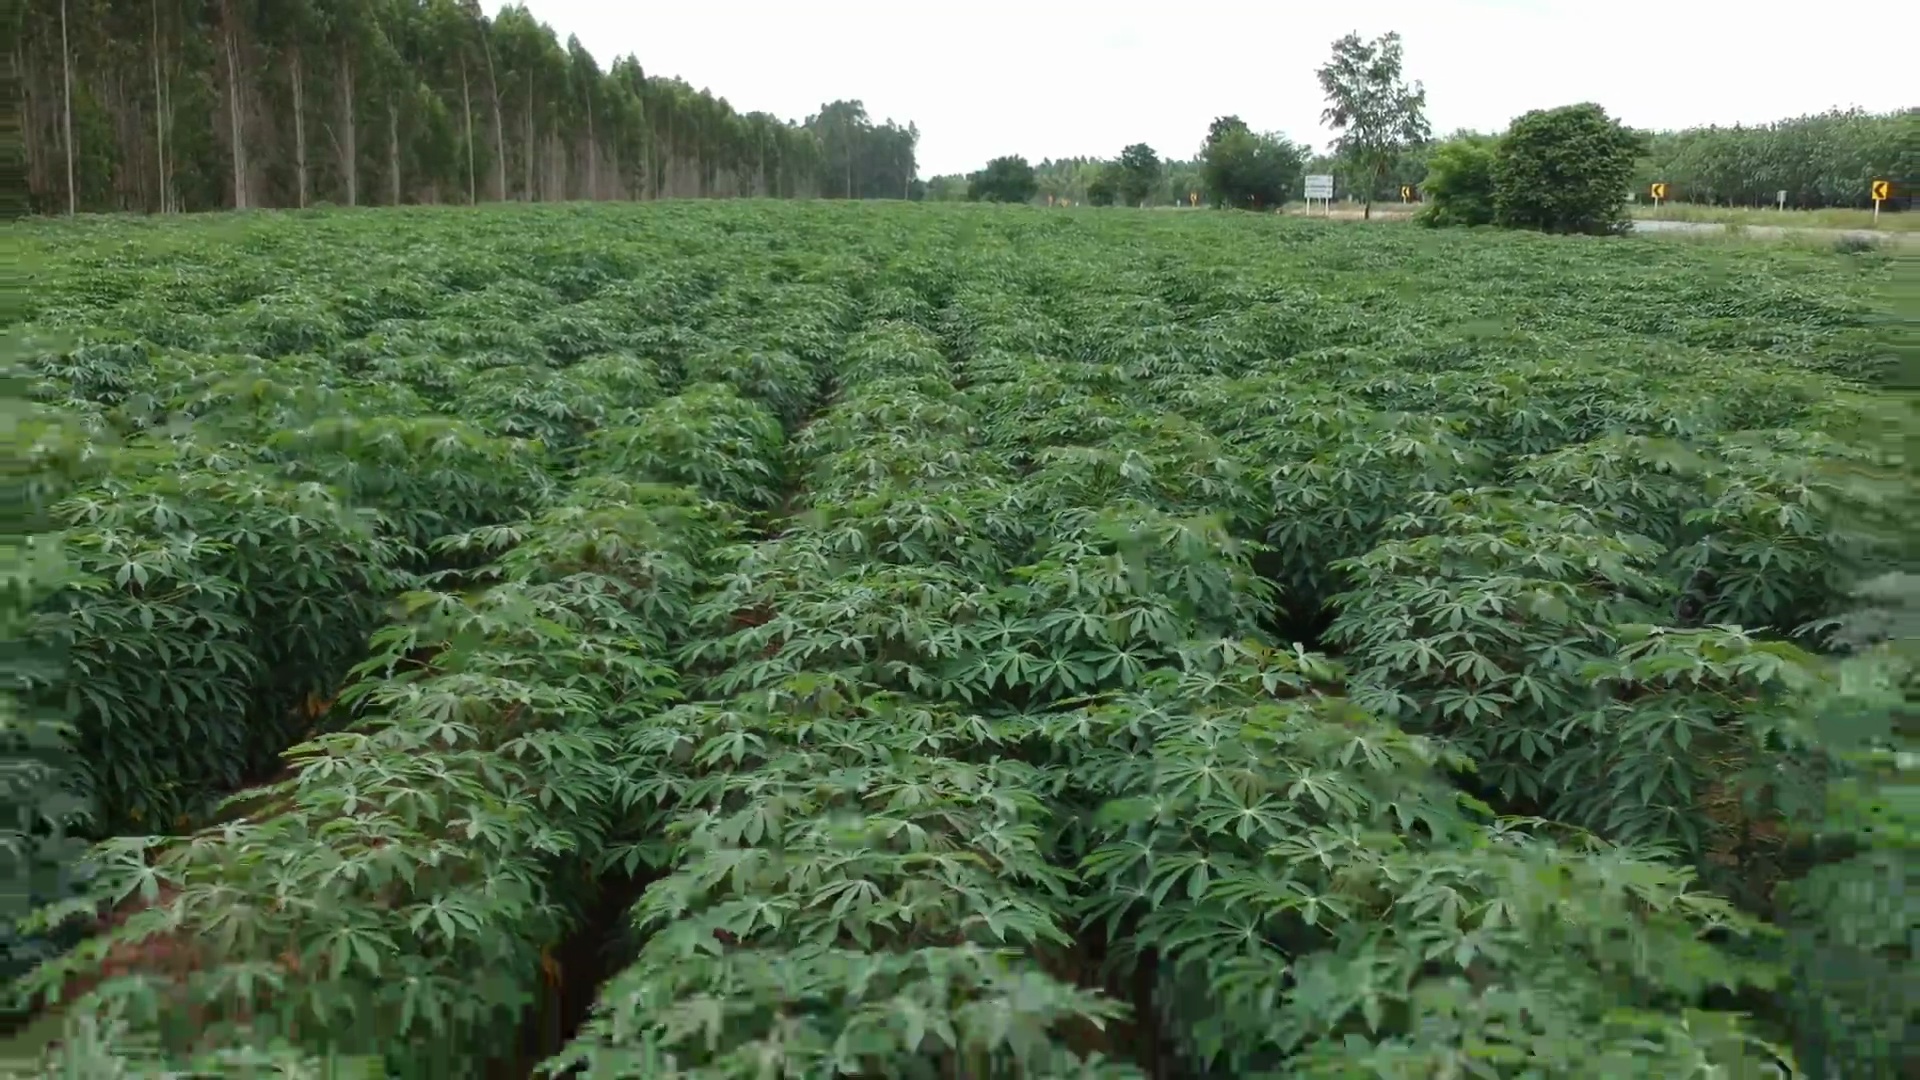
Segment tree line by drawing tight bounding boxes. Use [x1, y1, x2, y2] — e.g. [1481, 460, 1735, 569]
[1634, 109, 1916, 209]
[939, 124, 1317, 214]
[930, 32, 1424, 215]
[932, 29, 1908, 219]
[10, 0, 921, 216]
[1390, 109, 1913, 213]
[11, 1, 1907, 222]
[1414, 104, 1916, 236]
[942, 145, 1208, 208]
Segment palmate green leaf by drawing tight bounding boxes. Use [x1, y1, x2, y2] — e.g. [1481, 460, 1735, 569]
[17, 200, 1898, 1079]
[16, 448, 725, 1071]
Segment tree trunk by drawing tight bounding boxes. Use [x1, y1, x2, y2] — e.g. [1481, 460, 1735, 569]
[111, 69, 135, 211]
[58, 0, 74, 214]
[387, 99, 401, 205]
[483, 40, 505, 200]
[222, 8, 247, 209]
[523, 73, 533, 200]
[458, 55, 475, 204]
[339, 47, 356, 206]
[643, 123, 654, 199]
[19, 38, 35, 200]
[150, 0, 169, 213]
[585, 94, 596, 200]
[290, 51, 308, 207]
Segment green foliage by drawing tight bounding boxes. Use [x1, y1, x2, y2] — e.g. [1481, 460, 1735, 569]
[1775, 572, 1919, 1077]
[1415, 134, 1498, 227]
[994, 155, 1201, 209]
[42, 457, 404, 834]
[1114, 144, 1161, 207]
[803, 101, 921, 201]
[1494, 103, 1645, 235]
[968, 156, 1040, 204]
[1637, 108, 1918, 209]
[1086, 170, 1118, 207]
[922, 174, 970, 202]
[2, 367, 93, 999]
[1315, 31, 1431, 212]
[1199, 117, 1308, 211]
[22, 0, 905, 213]
[6, 201, 1902, 1078]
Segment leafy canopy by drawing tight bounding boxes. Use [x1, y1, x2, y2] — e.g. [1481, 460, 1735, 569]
[1416, 133, 1500, 227]
[1494, 102, 1645, 234]
[1114, 143, 1163, 207]
[1200, 116, 1309, 210]
[968, 155, 1040, 203]
[1316, 31, 1431, 212]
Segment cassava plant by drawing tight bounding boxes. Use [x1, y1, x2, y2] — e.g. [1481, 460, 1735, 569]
[8, 198, 1896, 1078]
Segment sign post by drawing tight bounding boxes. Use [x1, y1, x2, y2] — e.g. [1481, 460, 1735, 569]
[1871, 179, 1890, 224]
[1304, 174, 1334, 214]
[1777, 189, 1787, 211]
[1650, 182, 1668, 208]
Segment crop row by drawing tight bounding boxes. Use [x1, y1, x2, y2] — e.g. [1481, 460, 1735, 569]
[9, 202, 1910, 1077]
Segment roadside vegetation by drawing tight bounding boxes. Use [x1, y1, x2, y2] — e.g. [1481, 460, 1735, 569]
[1632, 203, 1919, 233]
[1635, 109, 1917, 211]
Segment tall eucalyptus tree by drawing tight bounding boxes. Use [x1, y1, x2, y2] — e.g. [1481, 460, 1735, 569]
[13, 0, 914, 212]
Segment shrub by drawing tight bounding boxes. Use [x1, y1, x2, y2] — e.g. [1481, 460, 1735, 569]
[967, 156, 1039, 204]
[1200, 117, 1309, 211]
[1086, 169, 1118, 206]
[1494, 102, 1644, 234]
[1415, 135, 1499, 227]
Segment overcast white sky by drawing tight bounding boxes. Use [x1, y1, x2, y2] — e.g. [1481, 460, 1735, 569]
[499, 1, 1912, 177]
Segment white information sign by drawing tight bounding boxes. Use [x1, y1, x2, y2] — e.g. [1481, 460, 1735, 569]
[1304, 175, 1335, 199]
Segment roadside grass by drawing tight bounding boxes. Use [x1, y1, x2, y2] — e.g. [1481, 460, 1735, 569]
[1636, 224, 1909, 254]
[1632, 202, 1917, 232]
[1264, 202, 1913, 250]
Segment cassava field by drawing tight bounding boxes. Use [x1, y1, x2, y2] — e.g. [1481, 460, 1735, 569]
[7, 202, 1914, 1078]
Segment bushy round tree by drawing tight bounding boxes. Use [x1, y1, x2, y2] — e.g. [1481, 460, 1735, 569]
[967, 156, 1039, 203]
[1415, 134, 1498, 227]
[1199, 116, 1308, 210]
[1493, 103, 1644, 234]
[1086, 170, 1118, 207]
[1116, 143, 1162, 206]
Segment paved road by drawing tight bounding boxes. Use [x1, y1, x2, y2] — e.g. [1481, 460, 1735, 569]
[1629, 217, 1910, 246]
